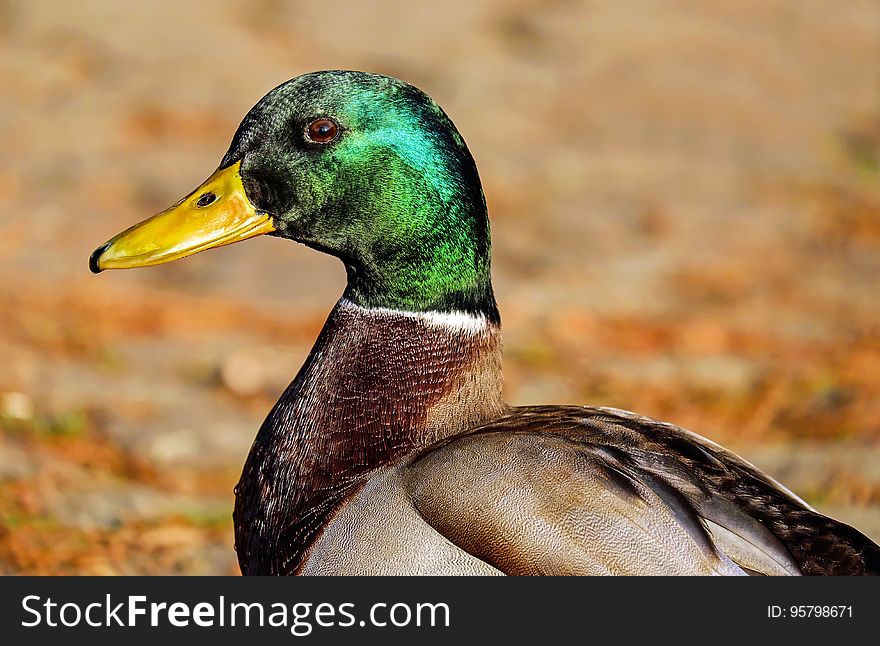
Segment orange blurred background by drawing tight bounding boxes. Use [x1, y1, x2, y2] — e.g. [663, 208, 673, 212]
[1, 0, 879, 574]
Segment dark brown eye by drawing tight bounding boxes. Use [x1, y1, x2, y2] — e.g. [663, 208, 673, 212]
[306, 118, 339, 144]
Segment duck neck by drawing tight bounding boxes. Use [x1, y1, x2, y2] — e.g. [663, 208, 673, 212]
[234, 297, 506, 574]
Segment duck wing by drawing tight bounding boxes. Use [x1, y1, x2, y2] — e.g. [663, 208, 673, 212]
[404, 405, 880, 575]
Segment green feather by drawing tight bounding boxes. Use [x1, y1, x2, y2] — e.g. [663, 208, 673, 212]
[223, 71, 498, 322]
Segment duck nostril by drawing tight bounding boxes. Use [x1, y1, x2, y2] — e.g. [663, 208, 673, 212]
[196, 192, 217, 208]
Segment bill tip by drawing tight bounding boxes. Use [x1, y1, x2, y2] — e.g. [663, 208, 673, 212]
[89, 243, 110, 274]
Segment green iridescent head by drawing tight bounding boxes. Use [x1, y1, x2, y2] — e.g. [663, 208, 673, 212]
[90, 71, 499, 322]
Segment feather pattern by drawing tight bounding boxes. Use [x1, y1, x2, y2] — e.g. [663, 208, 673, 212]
[405, 406, 879, 575]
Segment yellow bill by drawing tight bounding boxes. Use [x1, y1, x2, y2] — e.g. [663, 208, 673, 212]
[89, 161, 274, 273]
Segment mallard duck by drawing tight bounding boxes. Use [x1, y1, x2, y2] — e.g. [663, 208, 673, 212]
[90, 71, 879, 575]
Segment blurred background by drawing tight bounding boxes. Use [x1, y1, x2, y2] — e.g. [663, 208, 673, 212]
[1, 0, 879, 574]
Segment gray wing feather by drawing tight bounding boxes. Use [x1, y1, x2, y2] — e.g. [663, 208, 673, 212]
[406, 430, 744, 575]
[404, 405, 879, 575]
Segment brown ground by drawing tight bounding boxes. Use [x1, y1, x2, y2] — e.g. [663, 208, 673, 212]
[1, 0, 879, 574]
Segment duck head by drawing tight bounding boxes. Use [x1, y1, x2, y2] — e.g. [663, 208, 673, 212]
[90, 71, 498, 321]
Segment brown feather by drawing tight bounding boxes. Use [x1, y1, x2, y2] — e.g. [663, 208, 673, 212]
[233, 300, 504, 575]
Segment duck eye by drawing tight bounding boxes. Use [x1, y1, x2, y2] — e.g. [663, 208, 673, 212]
[196, 192, 217, 207]
[305, 118, 339, 144]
